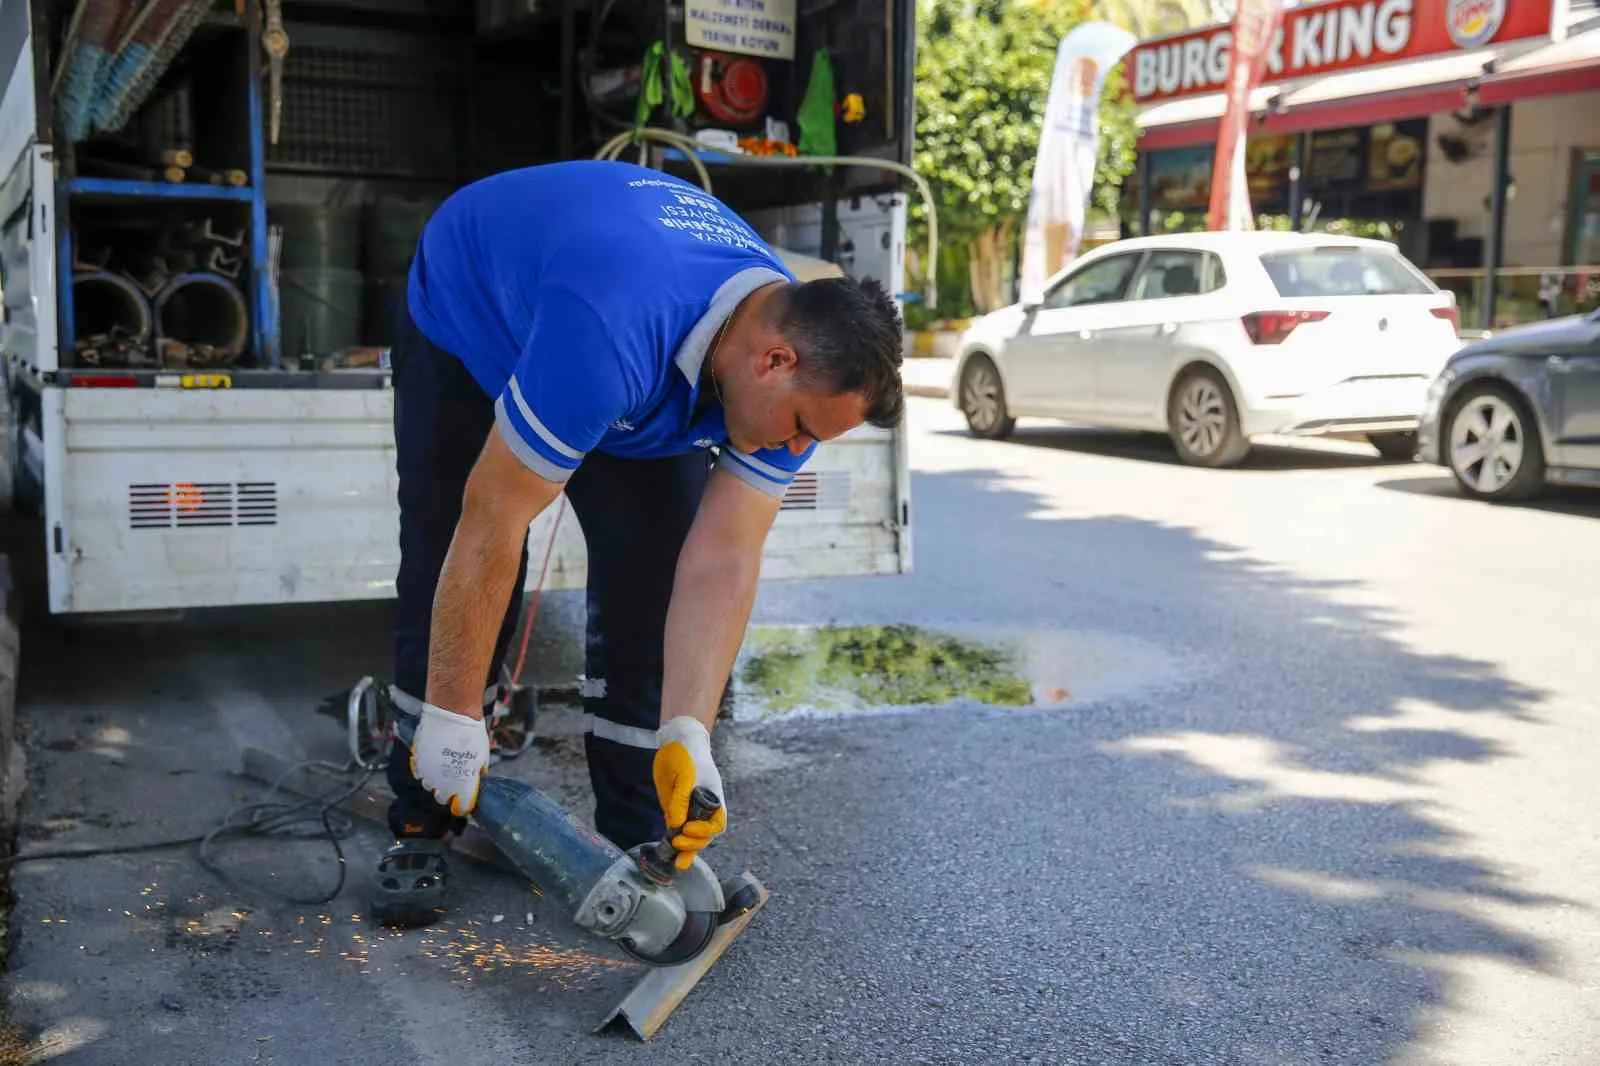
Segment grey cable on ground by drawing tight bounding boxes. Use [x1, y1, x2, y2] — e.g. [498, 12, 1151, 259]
[0, 759, 377, 907]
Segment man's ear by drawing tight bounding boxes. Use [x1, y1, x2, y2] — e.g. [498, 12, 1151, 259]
[761, 344, 799, 376]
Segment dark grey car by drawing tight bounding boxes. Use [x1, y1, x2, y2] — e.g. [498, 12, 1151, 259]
[1417, 309, 1600, 501]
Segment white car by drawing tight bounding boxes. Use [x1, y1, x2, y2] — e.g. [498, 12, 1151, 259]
[950, 231, 1464, 466]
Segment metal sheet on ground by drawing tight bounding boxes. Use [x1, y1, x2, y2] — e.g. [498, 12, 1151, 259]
[238, 746, 768, 1041]
[595, 874, 770, 1040]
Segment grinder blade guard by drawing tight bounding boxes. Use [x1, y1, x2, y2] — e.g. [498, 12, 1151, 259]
[471, 776, 727, 965]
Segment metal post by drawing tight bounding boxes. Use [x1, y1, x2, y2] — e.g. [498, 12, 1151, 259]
[1137, 149, 1152, 236]
[1289, 131, 1307, 231]
[1482, 104, 1512, 332]
[560, 0, 575, 158]
[820, 173, 841, 264]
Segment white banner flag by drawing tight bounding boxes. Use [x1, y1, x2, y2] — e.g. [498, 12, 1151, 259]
[1019, 21, 1138, 307]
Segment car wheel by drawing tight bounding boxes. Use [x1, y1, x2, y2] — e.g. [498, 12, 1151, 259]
[1445, 385, 1545, 502]
[959, 355, 1016, 440]
[1366, 431, 1418, 462]
[1168, 367, 1249, 468]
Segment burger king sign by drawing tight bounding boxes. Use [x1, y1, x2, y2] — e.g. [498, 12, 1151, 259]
[1129, 0, 1553, 105]
[1446, 0, 1503, 48]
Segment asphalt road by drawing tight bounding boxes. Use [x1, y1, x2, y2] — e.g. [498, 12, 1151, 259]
[8, 398, 1600, 1065]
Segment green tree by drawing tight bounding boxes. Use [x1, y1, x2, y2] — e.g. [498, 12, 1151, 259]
[909, 0, 1139, 319]
[907, 0, 1232, 321]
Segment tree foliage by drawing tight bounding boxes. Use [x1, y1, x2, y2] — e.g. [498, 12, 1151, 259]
[908, 0, 1141, 318]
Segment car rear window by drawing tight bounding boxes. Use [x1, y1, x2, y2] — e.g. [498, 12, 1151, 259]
[1259, 246, 1435, 297]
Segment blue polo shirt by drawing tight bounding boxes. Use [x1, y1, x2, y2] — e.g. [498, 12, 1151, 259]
[404, 159, 813, 498]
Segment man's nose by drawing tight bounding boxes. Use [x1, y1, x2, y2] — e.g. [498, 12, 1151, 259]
[787, 435, 813, 455]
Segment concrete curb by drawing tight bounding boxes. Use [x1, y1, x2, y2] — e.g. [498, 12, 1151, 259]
[899, 352, 955, 401]
[901, 324, 968, 359]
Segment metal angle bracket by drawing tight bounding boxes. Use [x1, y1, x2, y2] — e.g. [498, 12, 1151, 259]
[593, 873, 770, 1041]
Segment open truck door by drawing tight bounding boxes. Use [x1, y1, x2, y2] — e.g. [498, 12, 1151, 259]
[3, 0, 919, 614]
[0, 0, 58, 550]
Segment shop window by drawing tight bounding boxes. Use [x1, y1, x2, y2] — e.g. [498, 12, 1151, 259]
[1566, 150, 1600, 266]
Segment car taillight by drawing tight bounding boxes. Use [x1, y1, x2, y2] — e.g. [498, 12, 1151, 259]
[1241, 310, 1330, 345]
[1430, 305, 1460, 334]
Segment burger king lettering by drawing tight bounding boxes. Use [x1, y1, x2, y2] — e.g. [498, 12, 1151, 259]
[1130, 0, 1551, 104]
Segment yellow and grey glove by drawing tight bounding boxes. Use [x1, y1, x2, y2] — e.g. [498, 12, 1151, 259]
[652, 716, 727, 870]
[409, 703, 490, 817]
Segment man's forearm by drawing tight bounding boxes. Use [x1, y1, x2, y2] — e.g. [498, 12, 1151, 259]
[425, 512, 528, 719]
[423, 428, 564, 720]
[661, 543, 762, 731]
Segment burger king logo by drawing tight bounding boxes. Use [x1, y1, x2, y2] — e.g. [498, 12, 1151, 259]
[1446, 0, 1505, 49]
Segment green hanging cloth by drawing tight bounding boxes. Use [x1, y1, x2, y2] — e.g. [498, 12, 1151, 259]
[796, 48, 837, 158]
[635, 41, 694, 130]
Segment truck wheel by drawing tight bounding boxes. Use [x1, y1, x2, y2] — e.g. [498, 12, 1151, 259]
[1445, 384, 1545, 502]
[1168, 367, 1249, 468]
[959, 355, 1015, 440]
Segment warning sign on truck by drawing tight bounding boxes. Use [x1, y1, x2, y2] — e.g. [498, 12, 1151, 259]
[685, 0, 796, 61]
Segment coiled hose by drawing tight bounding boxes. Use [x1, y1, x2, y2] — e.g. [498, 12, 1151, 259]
[595, 126, 939, 311]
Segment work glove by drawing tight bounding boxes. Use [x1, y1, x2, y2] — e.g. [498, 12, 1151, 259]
[652, 716, 728, 870]
[409, 703, 490, 818]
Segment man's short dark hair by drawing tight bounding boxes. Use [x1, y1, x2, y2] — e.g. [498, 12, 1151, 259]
[772, 276, 905, 429]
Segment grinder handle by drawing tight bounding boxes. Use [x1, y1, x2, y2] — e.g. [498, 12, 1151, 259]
[637, 785, 722, 884]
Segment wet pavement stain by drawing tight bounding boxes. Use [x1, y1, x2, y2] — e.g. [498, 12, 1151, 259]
[731, 624, 1077, 720]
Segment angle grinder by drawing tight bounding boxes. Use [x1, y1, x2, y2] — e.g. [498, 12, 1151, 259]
[394, 711, 758, 965]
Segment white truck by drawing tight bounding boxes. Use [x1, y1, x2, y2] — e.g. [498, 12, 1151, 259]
[2, 0, 920, 618]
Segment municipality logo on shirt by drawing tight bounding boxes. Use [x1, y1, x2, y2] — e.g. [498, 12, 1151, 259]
[611, 418, 636, 431]
[695, 438, 714, 448]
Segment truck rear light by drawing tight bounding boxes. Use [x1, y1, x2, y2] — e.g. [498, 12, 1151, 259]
[1241, 310, 1329, 345]
[1430, 306, 1460, 334]
[69, 373, 139, 387]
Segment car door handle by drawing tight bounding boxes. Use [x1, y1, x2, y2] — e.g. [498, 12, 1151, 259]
[1078, 329, 1094, 340]
[1158, 322, 1178, 335]
[1548, 355, 1568, 372]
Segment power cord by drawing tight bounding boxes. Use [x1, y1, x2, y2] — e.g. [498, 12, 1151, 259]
[0, 758, 376, 907]
[3, 368, 570, 903]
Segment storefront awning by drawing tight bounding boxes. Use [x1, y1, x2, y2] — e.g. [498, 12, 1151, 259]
[1137, 30, 1600, 151]
[1477, 29, 1600, 103]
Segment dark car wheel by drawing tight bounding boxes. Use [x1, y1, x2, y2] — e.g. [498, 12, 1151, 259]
[1168, 367, 1250, 468]
[959, 355, 1016, 440]
[1445, 384, 1546, 502]
[1367, 431, 1418, 462]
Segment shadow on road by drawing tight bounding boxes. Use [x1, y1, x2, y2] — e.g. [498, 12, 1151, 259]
[1376, 474, 1600, 519]
[936, 425, 1393, 471]
[5, 459, 1580, 1063]
[738, 463, 1573, 1063]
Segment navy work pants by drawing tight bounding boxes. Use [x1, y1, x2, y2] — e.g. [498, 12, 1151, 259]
[385, 299, 711, 852]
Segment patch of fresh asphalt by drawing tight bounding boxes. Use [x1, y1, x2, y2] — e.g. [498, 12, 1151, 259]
[6, 398, 1598, 1064]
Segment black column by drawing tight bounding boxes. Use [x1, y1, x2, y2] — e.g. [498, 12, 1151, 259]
[1482, 104, 1512, 332]
[1289, 131, 1308, 231]
[1137, 150, 1153, 236]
